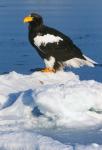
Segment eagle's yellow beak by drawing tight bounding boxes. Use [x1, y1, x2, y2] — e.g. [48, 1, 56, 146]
[23, 16, 33, 23]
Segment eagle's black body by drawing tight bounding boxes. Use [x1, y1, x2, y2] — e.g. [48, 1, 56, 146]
[24, 13, 97, 71]
[29, 25, 84, 59]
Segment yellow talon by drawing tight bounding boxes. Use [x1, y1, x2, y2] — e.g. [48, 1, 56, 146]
[41, 68, 55, 73]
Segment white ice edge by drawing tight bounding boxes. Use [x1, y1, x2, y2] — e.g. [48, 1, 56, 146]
[0, 71, 102, 150]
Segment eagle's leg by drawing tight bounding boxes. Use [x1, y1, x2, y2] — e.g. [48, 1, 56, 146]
[41, 67, 55, 73]
[41, 57, 56, 73]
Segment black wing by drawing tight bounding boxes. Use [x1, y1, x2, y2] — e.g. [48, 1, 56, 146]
[36, 26, 85, 61]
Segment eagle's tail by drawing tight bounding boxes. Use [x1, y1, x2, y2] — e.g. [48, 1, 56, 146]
[94, 63, 102, 67]
[64, 55, 102, 68]
[83, 55, 102, 67]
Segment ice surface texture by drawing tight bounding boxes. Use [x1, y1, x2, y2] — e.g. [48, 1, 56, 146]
[0, 71, 102, 150]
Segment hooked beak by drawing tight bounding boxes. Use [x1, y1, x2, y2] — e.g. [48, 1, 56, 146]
[23, 16, 33, 23]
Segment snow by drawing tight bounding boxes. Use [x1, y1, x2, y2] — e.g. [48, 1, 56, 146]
[0, 132, 71, 150]
[0, 71, 102, 149]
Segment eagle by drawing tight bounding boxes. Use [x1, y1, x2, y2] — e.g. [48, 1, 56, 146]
[23, 13, 99, 73]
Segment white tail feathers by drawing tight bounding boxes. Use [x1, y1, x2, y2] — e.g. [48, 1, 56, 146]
[64, 55, 98, 68]
[83, 55, 98, 67]
[83, 55, 102, 67]
[83, 55, 98, 64]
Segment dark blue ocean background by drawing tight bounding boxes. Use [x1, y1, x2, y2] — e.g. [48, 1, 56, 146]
[0, 0, 102, 82]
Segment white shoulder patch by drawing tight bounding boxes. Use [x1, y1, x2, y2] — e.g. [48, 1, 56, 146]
[34, 34, 63, 47]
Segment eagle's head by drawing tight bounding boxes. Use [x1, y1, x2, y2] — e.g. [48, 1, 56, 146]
[23, 13, 43, 27]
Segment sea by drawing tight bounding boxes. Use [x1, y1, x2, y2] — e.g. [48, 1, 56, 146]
[0, 0, 102, 82]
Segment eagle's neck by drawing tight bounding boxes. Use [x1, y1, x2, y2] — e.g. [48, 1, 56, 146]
[28, 23, 43, 46]
[29, 23, 43, 36]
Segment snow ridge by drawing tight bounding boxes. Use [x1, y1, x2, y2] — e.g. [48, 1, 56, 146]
[0, 71, 102, 150]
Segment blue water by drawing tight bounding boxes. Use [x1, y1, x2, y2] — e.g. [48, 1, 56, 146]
[0, 0, 102, 81]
